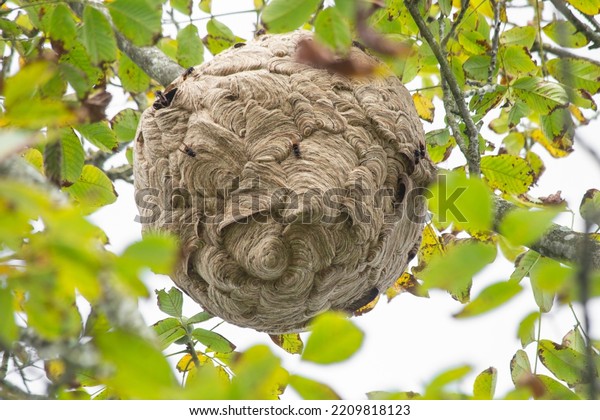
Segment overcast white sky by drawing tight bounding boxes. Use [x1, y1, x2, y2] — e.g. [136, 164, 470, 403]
[92, 0, 600, 399]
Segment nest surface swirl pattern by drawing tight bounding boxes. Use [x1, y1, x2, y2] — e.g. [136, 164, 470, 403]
[134, 32, 435, 333]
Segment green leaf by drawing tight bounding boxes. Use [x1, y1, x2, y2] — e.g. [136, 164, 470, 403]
[517, 311, 539, 348]
[419, 241, 497, 303]
[428, 171, 493, 232]
[22, 147, 44, 173]
[480, 154, 534, 195]
[540, 108, 574, 154]
[121, 233, 178, 275]
[426, 129, 455, 164]
[65, 165, 117, 209]
[314, 7, 352, 53]
[463, 55, 491, 81]
[367, 391, 421, 400]
[425, 365, 472, 398]
[500, 208, 559, 247]
[59, 128, 85, 185]
[79, 6, 117, 64]
[289, 375, 340, 399]
[458, 30, 490, 55]
[525, 150, 545, 182]
[511, 77, 568, 113]
[529, 256, 572, 293]
[95, 330, 178, 399]
[538, 339, 596, 387]
[47, 4, 77, 50]
[500, 26, 536, 49]
[473, 367, 497, 400]
[156, 287, 184, 318]
[199, 0, 212, 14]
[43, 139, 62, 187]
[580, 189, 600, 226]
[176, 24, 204, 67]
[118, 53, 151, 94]
[76, 121, 118, 152]
[535, 374, 580, 400]
[230, 345, 288, 399]
[547, 58, 600, 95]
[261, 0, 322, 33]
[84, 309, 111, 337]
[0, 288, 18, 346]
[187, 311, 214, 324]
[59, 44, 103, 98]
[171, 0, 193, 15]
[192, 328, 236, 353]
[562, 329, 587, 354]
[108, 0, 162, 46]
[566, 0, 600, 15]
[543, 21, 588, 49]
[205, 19, 241, 55]
[502, 132, 525, 155]
[510, 349, 532, 385]
[500, 45, 537, 76]
[302, 312, 364, 364]
[152, 318, 186, 350]
[269, 333, 304, 355]
[111, 109, 141, 143]
[453, 281, 522, 318]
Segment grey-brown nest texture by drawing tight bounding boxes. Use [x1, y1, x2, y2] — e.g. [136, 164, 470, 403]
[134, 32, 435, 333]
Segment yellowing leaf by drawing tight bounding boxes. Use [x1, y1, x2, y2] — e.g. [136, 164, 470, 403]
[538, 339, 597, 387]
[289, 374, 340, 399]
[386, 272, 429, 301]
[118, 53, 151, 94]
[543, 20, 589, 49]
[205, 19, 242, 55]
[510, 349, 532, 386]
[540, 108, 574, 155]
[176, 353, 208, 372]
[500, 45, 537, 76]
[480, 154, 534, 194]
[511, 77, 568, 113]
[535, 374, 580, 400]
[152, 318, 186, 350]
[547, 58, 600, 95]
[530, 128, 571, 158]
[171, 0, 193, 15]
[473, 367, 497, 400]
[453, 281, 522, 318]
[269, 333, 304, 355]
[517, 311, 539, 348]
[261, 0, 322, 33]
[567, 0, 600, 14]
[580, 188, 600, 226]
[500, 26, 536, 48]
[302, 312, 363, 364]
[413, 223, 445, 274]
[231, 345, 289, 399]
[111, 109, 141, 143]
[0, 288, 18, 346]
[412, 92, 435, 122]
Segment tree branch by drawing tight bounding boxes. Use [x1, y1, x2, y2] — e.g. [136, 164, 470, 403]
[404, 0, 481, 176]
[494, 197, 600, 270]
[549, 0, 600, 49]
[531, 42, 600, 67]
[68, 2, 183, 87]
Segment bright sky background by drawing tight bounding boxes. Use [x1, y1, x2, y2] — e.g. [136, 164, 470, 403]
[91, 0, 600, 399]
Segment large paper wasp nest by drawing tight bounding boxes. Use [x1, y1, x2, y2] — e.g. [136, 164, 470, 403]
[134, 32, 435, 333]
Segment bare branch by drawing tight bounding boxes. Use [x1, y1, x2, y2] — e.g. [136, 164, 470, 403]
[405, 0, 481, 175]
[488, 0, 503, 85]
[549, 0, 600, 49]
[532, 42, 600, 67]
[493, 197, 600, 270]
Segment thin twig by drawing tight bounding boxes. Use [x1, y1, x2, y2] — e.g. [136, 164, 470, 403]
[578, 220, 597, 400]
[0, 352, 9, 381]
[405, 0, 481, 175]
[549, 0, 600, 48]
[531, 42, 600, 67]
[488, 0, 503, 85]
[442, 0, 470, 48]
[534, 0, 547, 76]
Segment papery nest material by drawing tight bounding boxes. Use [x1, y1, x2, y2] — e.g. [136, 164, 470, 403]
[134, 31, 435, 333]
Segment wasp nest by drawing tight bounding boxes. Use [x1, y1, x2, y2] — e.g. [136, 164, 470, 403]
[134, 32, 435, 333]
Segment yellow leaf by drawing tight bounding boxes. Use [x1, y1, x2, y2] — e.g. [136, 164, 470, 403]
[353, 294, 380, 316]
[413, 224, 445, 274]
[176, 353, 208, 372]
[45, 359, 67, 383]
[386, 272, 429, 301]
[530, 128, 570, 158]
[412, 92, 435, 122]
